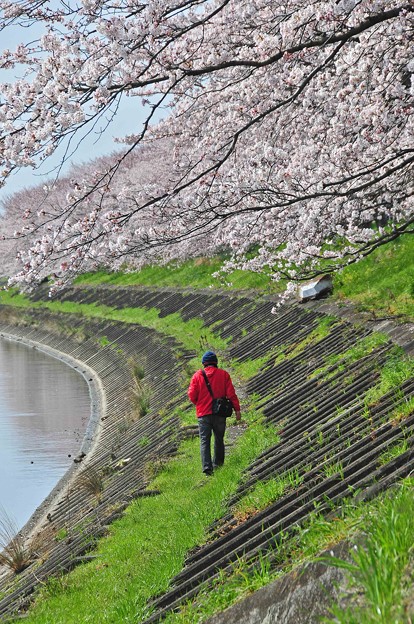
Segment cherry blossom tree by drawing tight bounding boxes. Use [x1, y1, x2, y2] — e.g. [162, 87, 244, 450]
[0, 0, 413, 292]
[0, 143, 174, 277]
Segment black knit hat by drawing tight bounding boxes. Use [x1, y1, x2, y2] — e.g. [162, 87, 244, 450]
[202, 351, 218, 366]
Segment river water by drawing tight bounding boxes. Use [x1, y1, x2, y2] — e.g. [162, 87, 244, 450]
[0, 338, 91, 531]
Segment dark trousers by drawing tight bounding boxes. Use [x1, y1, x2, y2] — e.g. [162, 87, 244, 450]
[198, 415, 226, 474]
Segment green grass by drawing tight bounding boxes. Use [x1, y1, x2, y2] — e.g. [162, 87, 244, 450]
[387, 396, 414, 425]
[334, 234, 414, 321]
[363, 348, 414, 409]
[322, 458, 344, 480]
[310, 332, 390, 381]
[235, 349, 281, 381]
[282, 316, 338, 361]
[236, 318, 337, 381]
[75, 257, 278, 293]
[378, 439, 410, 466]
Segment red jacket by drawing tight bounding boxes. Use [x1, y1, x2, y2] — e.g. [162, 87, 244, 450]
[188, 366, 241, 417]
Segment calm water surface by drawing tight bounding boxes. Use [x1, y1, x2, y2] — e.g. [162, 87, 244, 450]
[0, 338, 91, 531]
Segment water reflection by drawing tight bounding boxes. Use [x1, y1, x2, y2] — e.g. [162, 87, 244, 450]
[0, 338, 91, 530]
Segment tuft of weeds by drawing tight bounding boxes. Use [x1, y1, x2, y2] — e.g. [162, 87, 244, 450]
[132, 361, 145, 380]
[144, 457, 170, 482]
[322, 458, 345, 480]
[117, 417, 129, 434]
[78, 467, 105, 502]
[132, 381, 151, 418]
[54, 528, 68, 542]
[310, 332, 389, 381]
[43, 574, 70, 598]
[98, 336, 110, 347]
[138, 435, 151, 448]
[364, 349, 414, 408]
[230, 551, 274, 594]
[129, 358, 152, 418]
[233, 469, 303, 519]
[377, 439, 410, 466]
[388, 396, 414, 425]
[0, 507, 34, 573]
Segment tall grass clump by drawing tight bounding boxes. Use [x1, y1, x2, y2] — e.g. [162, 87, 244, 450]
[78, 467, 105, 502]
[0, 507, 33, 573]
[323, 481, 414, 624]
[129, 359, 152, 418]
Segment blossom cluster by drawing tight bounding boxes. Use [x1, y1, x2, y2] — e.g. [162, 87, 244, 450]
[0, 0, 413, 292]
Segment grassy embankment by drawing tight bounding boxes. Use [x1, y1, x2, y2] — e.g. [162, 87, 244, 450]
[0, 234, 413, 623]
[75, 233, 414, 322]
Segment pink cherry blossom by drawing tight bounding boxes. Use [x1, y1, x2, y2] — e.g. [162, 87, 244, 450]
[0, 1, 412, 293]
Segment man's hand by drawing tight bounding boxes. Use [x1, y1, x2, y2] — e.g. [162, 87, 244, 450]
[235, 410, 241, 421]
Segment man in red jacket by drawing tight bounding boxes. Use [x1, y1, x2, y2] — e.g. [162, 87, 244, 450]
[188, 351, 241, 476]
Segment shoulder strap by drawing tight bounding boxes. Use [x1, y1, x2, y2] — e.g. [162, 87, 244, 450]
[201, 369, 214, 398]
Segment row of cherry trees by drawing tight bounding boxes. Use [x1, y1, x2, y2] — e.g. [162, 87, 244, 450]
[0, 143, 177, 281]
[0, 0, 413, 293]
